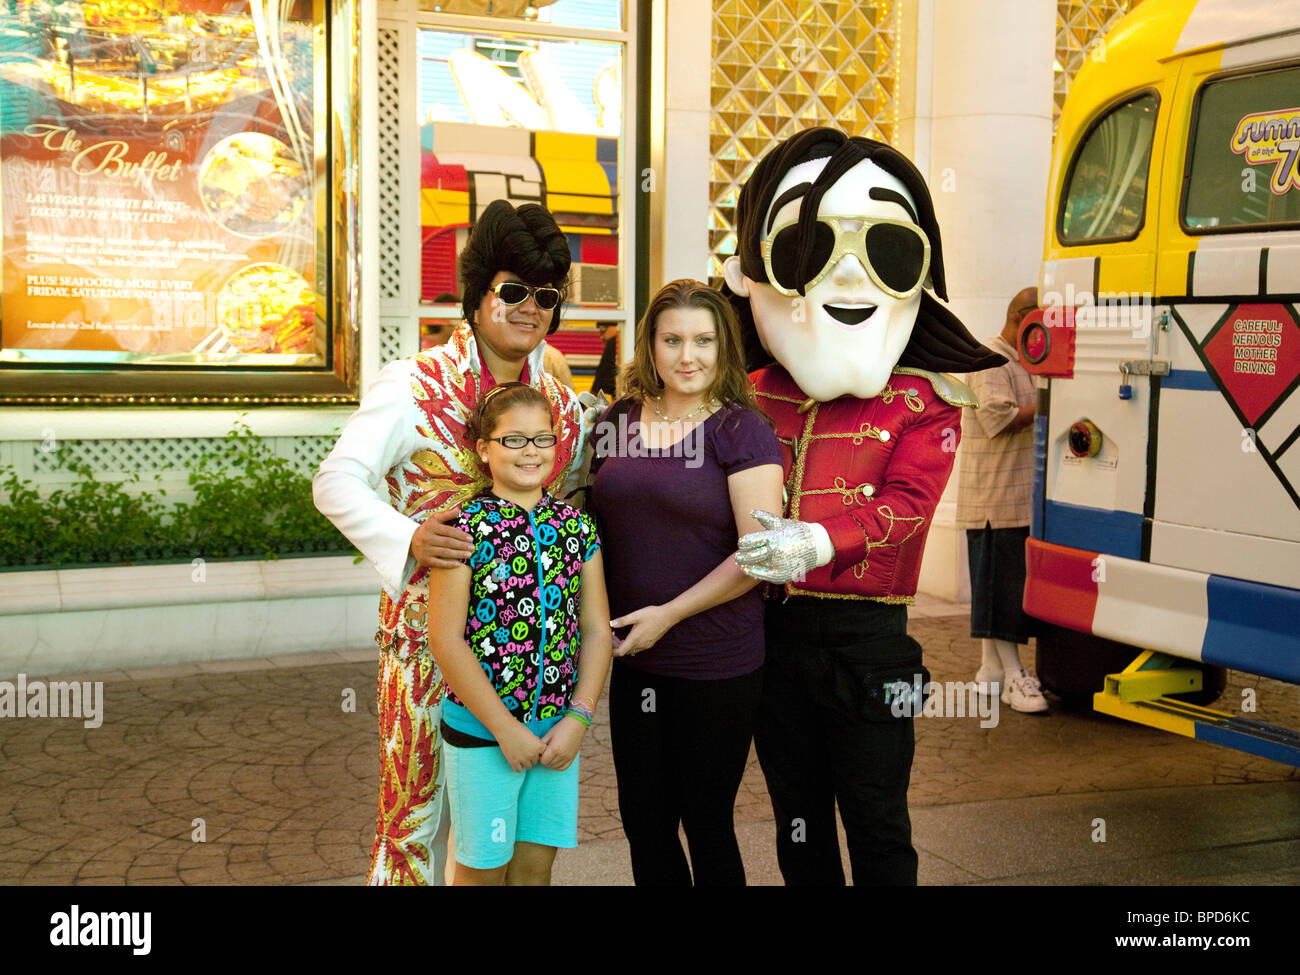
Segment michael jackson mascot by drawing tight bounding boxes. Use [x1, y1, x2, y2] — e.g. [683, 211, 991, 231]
[727, 128, 1004, 885]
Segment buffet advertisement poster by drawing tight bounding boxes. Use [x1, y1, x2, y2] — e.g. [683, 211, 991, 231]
[0, 0, 324, 368]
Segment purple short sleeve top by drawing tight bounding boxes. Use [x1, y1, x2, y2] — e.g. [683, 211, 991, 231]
[590, 401, 781, 679]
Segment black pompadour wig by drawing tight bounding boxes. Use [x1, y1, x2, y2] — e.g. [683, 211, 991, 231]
[725, 127, 1005, 375]
[459, 199, 572, 335]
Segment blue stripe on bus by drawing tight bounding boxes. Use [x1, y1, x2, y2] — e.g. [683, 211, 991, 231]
[1163, 369, 1219, 391]
[1043, 501, 1143, 560]
[1031, 414, 1048, 541]
[1202, 574, 1300, 684]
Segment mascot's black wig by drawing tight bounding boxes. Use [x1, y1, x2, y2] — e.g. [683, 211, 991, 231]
[726, 127, 1005, 374]
[459, 199, 572, 335]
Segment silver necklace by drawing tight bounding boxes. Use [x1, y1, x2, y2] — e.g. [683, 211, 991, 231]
[650, 395, 715, 424]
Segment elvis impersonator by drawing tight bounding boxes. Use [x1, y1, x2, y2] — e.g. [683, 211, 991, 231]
[313, 200, 585, 885]
[726, 128, 1005, 885]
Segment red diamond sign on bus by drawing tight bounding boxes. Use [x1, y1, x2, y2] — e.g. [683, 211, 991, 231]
[1202, 303, 1300, 426]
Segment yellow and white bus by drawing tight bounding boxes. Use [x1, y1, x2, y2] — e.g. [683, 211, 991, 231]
[1020, 0, 1300, 764]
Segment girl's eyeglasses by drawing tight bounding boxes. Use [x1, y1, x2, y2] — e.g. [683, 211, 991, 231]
[492, 282, 562, 310]
[761, 215, 931, 299]
[486, 433, 558, 449]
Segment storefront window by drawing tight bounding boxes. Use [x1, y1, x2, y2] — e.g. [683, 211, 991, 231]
[417, 0, 622, 32]
[416, 14, 626, 390]
[418, 29, 621, 309]
[0, 0, 358, 404]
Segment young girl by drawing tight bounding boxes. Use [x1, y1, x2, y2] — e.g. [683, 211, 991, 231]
[428, 381, 612, 886]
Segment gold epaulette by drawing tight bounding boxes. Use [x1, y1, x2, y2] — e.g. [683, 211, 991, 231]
[892, 366, 978, 408]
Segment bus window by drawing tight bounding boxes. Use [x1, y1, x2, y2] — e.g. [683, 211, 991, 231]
[1060, 94, 1158, 244]
[1183, 65, 1300, 231]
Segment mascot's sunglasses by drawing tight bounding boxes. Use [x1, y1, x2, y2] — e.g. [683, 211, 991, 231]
[492, 281, 562, 310]
[761, 216, 931, 299]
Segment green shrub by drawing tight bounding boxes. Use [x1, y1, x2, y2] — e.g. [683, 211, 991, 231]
[0, 425, 358, 569]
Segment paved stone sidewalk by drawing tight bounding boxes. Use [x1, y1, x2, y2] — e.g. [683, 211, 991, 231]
[1, 602, 1296, 885]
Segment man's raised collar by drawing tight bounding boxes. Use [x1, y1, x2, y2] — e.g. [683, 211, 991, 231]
[444, 320, 548, 387]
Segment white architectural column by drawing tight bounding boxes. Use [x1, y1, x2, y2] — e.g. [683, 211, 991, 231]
[914, 0, 1055, 601]
[654, 0, 713, 289]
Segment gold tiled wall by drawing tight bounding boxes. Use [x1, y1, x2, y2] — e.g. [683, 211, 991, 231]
[706, 0, 1145, 279]
[709, 0, 902, 283]
[1055, 0, 1145, 125]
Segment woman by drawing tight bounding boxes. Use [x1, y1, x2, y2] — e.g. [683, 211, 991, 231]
[589, 279, 783, 886]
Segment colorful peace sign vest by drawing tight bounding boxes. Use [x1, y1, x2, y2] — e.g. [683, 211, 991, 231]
[439, 492, 601, 741]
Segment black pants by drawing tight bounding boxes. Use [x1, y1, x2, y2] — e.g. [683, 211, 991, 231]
[755, 598, 923, 886]
[608, 661, 763, 886]
[967, 523, 1035, 643]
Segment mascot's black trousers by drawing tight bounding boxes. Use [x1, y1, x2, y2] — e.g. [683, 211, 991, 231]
[755, 597, 925, 885]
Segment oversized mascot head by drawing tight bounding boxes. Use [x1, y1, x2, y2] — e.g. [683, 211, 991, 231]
[723, 128, 1002, 401]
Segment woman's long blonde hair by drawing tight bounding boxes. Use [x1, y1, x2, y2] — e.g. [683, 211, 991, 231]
[619, 279, 766, 420]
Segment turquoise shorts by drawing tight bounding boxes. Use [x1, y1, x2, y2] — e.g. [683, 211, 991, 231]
[443, 740, 580, 869]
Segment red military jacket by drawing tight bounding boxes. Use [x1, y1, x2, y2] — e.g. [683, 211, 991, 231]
[751, 363, 977, 602]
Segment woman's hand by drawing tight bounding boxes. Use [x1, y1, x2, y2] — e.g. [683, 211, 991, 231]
[496, 721, 546, 773]
[539, 717, 586, 771]
[610, 604, 679, 657]
[409, 507, 474, 568]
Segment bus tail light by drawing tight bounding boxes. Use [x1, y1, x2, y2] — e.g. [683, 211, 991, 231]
[1068, 419, 1102, 458]
[1019, 307, 1075, 377]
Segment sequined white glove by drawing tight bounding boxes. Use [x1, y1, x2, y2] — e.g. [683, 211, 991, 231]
[578, 390, 610, 436]
[735, 510, 834, 584]
[569, 390, 611, 505]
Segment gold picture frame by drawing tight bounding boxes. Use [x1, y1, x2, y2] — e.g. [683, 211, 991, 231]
[0, 0, 360, 405]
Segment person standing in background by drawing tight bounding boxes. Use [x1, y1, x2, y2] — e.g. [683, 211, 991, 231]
[955, 287, 1048, 714]
[422, 293, 460, 349]
[592, 323, 620, 398]
[543, 342, 575, 389]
